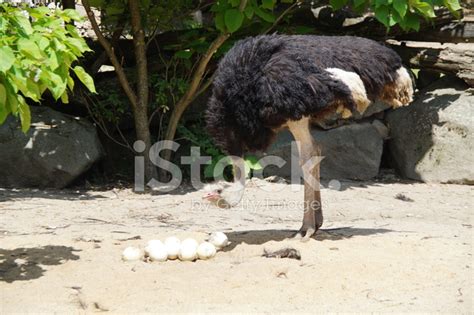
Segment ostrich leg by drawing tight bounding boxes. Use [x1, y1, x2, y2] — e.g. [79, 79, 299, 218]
[287, 118, 323, 241]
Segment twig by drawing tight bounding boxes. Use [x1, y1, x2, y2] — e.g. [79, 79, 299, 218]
[117, 235, 142, 241]
[83, 217, 125, 226]
[195, 73, 215, 98]
[264, 1, 300, 34]
[81, 91, 133, 151]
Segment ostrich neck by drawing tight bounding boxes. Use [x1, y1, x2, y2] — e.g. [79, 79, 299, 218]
[232, 156, 246, 184]
[228, 156, 246, 206]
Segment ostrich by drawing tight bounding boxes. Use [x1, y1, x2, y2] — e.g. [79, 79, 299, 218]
[204, 35, 413, 241]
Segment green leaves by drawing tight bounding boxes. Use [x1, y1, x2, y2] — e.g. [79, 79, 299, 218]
[0, 83, 10, 125]
[261, 0, 276, 9]
[443, 0, 462, 18]
[404, 11, 421, 31]
[203, 155, 263, 179]
[225, 9, 244, 33]
[254, 6, 275, 22]
[44, 70, 67, 100]
[244, 155, 263, 171]
[174, 49, 193, 59]
[212, 0, 283, 33]
[374, 5, 391, 27]
[244, 5, 254, 19]
[393, 0, 408, 17]
[12, 14, 33, 35]
[62, 9, 83, 21]
[17, 95, 30, 133]
[0, 83, 6, 109]
[330, 0, 349, 10]
[215, 12, 226, 32]
[0, 46, 15, 72]
[410, 0, 436, 18]
[18, 38, 43, 59]
[73, 66, 96, 94]
[327, 0, 460, 32]
[0, 4, 96, 132]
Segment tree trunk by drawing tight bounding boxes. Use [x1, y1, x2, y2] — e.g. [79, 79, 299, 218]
[388, 40, 474, 86]
[129, 0, 156, 182]
[62, 0, 75, 9]
[83, 0, 156, 185]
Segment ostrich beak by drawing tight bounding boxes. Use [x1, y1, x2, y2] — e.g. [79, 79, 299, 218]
[203, 191, 220, 201]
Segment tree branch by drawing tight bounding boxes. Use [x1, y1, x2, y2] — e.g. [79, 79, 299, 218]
[90, 20, 126, 77]
[162, 32, 230, 143]
[129, 0, 149, 110]
[264, 1, 300, 34]
[82, 0, 138, 109]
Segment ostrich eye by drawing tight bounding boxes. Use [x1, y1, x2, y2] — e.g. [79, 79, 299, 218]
[216, 189, 223, 194]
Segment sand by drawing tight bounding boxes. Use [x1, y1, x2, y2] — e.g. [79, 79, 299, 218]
[0, 179, 472, 313]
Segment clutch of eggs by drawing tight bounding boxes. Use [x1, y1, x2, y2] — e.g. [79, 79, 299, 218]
[122, 232, 228, 262]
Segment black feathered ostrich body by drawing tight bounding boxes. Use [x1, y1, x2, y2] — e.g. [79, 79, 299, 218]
[205, 35, 413, 240]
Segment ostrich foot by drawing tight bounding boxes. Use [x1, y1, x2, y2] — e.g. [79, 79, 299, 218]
[293, 227, 316, 242]
[293, 210, 323, 242]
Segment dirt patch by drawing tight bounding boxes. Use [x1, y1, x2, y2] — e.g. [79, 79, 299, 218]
[0, 180, 472, 313]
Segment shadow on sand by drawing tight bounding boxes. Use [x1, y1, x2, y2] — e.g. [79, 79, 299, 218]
[0, 246, 80, 283]
[0, 188, 109, 202]
[223, 226, 393, 251]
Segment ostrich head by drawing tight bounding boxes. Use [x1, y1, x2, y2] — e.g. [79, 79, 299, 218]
[202, 181, 245, 208]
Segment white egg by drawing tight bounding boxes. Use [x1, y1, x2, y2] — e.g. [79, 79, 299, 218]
[164, 236, 181, 260]
[122, 246, 142, 261]
[178, 238, 198, 261]
[144, 240, 168, 262]
[208, 232, 229, 249]
[197, 242, 217, 260]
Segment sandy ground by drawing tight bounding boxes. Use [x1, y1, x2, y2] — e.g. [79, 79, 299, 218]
[0, 179, 472, 313]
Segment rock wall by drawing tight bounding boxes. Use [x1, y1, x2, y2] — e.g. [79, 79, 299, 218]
[263, 121, 387, 180]
[261, 76, 473, 184]
[386, 77, 474, 184]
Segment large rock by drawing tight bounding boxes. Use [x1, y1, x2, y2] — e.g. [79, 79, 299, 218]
[312, 100, 391, 130]
[262, 121, 386, 180]
[0, 106, 104, 188]
[386, 77, 474, 184]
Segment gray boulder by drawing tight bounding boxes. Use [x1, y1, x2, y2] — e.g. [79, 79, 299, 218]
[386, 77, 474, 184]
[262, 121, 386, 180]
[312, 100, 392, 130]
[0, 106, 104, 188]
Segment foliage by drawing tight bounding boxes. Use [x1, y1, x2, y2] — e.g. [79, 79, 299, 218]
[88, 60, 189, 129]
[152, 75, 189, 114]
[0, 4, 96, 132]
[329, 0, 462, 31]
[212, 0, 286, 33]
[88, 80, 128, 125]
[88, 0, 198, 35]
[177, 120, 262, 180]
[86, 0, 461, 182]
